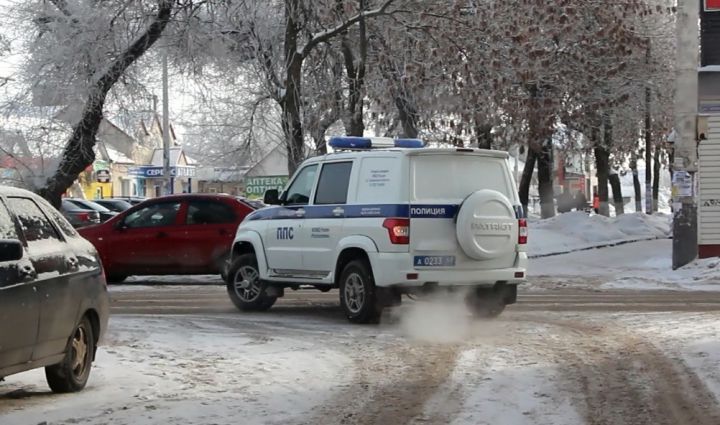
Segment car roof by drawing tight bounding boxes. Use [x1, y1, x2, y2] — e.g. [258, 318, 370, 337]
[0, 185, 40, 198]
[137, 193, 256, 205]
[304, 147, 509, 164]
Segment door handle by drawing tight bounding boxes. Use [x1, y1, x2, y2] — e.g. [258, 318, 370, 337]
[157, 231, 168, 238]
[19, 264, 37, 280]
[66, 257, 79, 270]
[295, 209, 305, 218]
[332, 207, 345, 217]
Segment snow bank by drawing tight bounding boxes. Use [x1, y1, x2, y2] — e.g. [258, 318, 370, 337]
[528, 211, 671, 257]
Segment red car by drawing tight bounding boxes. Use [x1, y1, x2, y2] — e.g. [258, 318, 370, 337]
[78, 194, 257, 283]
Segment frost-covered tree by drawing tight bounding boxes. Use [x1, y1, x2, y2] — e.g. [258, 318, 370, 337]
[1, 0, 178, 206]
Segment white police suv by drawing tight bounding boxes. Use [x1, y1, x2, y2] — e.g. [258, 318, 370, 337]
[226, 136, 528, 323]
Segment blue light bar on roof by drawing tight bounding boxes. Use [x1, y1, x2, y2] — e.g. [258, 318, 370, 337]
[393, 138, 425, 148]
[328, 136, 425, 150]
[328, 136, 372, 149]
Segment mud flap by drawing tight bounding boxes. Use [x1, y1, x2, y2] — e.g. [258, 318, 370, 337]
[497, 283, 517, 305]
[376, 287, 402, 307]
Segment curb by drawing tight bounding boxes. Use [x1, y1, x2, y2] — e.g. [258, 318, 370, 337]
[529, 236, 670, 259]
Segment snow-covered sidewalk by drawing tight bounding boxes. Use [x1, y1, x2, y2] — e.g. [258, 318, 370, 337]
[531, 238, 720, 291]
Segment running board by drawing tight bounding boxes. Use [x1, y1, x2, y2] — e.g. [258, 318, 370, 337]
[269, 269, 330, 280]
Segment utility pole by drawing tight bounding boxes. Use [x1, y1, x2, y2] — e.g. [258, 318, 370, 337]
[672, 0, 699, 269]
[162, 53, 172, 195]
[645, 43, 653, 215]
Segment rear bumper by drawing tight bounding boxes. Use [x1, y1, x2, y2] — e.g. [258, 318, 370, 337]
[368, 251, 528, 288]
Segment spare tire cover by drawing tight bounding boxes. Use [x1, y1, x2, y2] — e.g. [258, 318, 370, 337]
[455, 189, 517, 260]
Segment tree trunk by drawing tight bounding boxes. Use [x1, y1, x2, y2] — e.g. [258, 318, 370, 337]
[282, 0, 306, 176]
[395, 92, 419, 138]
[475, 121, 492, 149]
[519, 146, 537, 214]
[341, 0, 367, 137]
[630, 159, 642, 212]
[37, 0, 173, 207]
[537, 141, 555, 219]
[595, 146, 611, 216]
[653, 146, 661, 212]
[609, 171, 624, 215]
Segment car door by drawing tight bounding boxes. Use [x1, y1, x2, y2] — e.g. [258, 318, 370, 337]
[263, 164, 318, 273]
[0, 198, 40, 370]
[302, 161, 354, 274]
[176, 199, 240, 273]
[5, 196, 77, 361]
[110, 200, 183, 274]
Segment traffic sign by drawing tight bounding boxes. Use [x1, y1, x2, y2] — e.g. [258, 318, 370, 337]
[96, 169, 111, 183]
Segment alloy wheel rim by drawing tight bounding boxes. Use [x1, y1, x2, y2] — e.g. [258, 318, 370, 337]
[344, 273, 365, 314]
[71, 326, 89, 377]
[233, 265, 261, 302]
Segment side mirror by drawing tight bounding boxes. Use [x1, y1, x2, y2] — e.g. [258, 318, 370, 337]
[263, 189, 280, 205]
[0, 239, 23, 262]
[113, 220, 127, 231]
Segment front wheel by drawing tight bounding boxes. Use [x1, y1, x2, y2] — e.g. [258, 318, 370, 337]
[339, 260, 382, 324]
[226, 254, 277, 311]
[45, 316, 95, 393]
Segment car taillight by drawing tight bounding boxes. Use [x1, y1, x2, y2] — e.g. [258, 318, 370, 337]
[383, 218, 410, 244]
[77, 212, 89, 221]
[518, 219, 528, 244]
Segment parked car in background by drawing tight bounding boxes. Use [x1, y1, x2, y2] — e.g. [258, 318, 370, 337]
[0, 185, 109, 393]
[92, 198, 133, 213]
[63, 198, 118, 222]
[60, 199, 101, 228]
[236, 196, 266, 210]
[78, 194, 258, 283]
[112, 196, 147, 206]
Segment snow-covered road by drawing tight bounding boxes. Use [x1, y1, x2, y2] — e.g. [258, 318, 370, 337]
[4, 235, 720, 425]
[2, 304, 720, 424]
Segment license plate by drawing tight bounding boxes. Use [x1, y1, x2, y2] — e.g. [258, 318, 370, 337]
[413, 256, 456, 267]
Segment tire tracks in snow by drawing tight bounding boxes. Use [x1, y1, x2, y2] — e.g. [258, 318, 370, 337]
[518, 314, 720, 425]
[302, 342, 461, 425]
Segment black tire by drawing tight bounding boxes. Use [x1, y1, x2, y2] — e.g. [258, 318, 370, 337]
[339, 259, 382, 324]
[106, 274, 127, 283]
[45, 316, 95, 393]
[217, 251, 231, 281]
[465, 288, 506, 318]
[226, 254, 277, 311]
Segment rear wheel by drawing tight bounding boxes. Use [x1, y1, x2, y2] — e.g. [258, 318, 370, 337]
[226, 254, 276, 311]
[465, 287, 506, 318]
[339, 260, 382, 324]
[45, 316, 95, 393]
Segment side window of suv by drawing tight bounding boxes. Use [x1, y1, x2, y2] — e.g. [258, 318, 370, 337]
[6, 197, 62, 245]
[284, 165, 318, 205]
[186, 201, 236, 224]
[314, 162, 353, 205]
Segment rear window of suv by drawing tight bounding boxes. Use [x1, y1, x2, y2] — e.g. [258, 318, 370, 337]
[411, 155, 511, 201]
